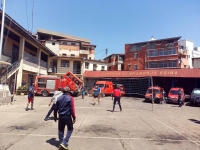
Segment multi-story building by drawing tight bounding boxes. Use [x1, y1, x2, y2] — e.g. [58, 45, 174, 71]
[37, 28, 106, 79]
[0, 11, 56, 90]
[104, 54, 124, 71]
[124, 36, 191, 70]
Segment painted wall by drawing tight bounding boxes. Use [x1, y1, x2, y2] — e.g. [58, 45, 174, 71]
[45, 41, 60, 55]
[193, 58, 200, 68]
[178, 40, 194, 68]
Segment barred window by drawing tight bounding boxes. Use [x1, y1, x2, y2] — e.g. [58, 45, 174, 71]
[61, 60, 70, 67]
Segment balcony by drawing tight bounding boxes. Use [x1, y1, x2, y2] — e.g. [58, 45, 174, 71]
[79, 50, 89, 55]
[178, 48, 188, 55]
[40, 60, 47, 68]
[24, 51, 38, 64]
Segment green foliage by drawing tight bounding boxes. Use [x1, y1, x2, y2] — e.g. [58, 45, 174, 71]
[16, 85, 28, 95]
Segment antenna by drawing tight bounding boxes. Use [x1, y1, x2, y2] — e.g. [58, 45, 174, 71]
[31, 1, 35, 33]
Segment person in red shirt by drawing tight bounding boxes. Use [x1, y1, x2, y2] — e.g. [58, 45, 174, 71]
[112, 86, 122, 112]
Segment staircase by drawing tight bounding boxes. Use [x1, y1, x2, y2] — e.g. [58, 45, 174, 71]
[0, 61, 20, 84]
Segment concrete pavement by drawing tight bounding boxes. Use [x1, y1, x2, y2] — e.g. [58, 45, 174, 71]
[0, 95, 200, 150]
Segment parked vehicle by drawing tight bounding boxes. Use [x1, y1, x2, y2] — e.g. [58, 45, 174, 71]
[190, 88, 200, 106]
[145, 86, 163, 103]
[94, 81, 114, 97]
[34, 72, 82, 96]
[167, 87, 185, 104]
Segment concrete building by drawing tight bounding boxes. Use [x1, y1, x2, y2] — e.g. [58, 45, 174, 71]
[192, 57, 200, 68]
[0, 11, 56, 90]
[124, 36, 191, 70]
[37, 29, 107, 79]
[104, 54, 124, 71]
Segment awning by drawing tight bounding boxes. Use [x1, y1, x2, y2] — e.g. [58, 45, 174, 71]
[84, 69, 200, 78]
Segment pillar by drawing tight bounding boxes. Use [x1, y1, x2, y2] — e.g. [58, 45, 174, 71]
[172, 78, 174, 88]
[16, 36, 25, 88]
[37, 49, 41, 75]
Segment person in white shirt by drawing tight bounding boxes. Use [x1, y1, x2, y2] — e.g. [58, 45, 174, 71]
[44, 88, 63, 121]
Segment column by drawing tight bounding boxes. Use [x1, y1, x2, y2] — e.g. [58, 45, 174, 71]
[16, 36, 25, 88]
[37, 49, 41, 75]
[172, 78, 174, 88]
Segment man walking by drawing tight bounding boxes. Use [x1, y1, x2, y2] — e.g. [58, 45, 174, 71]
[44, 87, 63, 121]
[112, 86, 122, 112]
[81, 86, 85, 99]
[178, 89, 183, 107]
[54, 87, 76, 150]
[93, 86, 100, 105]
[26, 82, 35, 111]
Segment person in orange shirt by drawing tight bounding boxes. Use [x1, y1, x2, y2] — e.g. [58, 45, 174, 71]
[112, 86, 122, 112]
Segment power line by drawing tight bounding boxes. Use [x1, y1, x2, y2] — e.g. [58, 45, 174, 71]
[24, 0, 29, 31]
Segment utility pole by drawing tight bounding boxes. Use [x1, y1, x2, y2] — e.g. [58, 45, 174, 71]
[106, 48, 108, 62]
[0, 0, 6, 62]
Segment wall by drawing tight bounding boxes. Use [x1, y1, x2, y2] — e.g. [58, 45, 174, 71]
[23, 60, 39, 73]
[124, 44, 145, 70]
[45, 41, 60, 55]
[59, 49, 80, 57]
[178, 40, 194, 68]
[3, 36, 19, 57]
[193, 58, 200, 68]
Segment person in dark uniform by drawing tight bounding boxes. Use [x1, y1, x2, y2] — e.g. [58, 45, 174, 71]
[54, 87, 76, 150]
[112, 86, 122, 112]
[178, 89, 183, 107]
[81, 86, 86, 99]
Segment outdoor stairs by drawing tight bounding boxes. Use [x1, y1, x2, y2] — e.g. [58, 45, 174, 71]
[0, 61, 20, 84]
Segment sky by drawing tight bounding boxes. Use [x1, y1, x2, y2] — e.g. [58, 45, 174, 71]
[4, 0, 200, 60]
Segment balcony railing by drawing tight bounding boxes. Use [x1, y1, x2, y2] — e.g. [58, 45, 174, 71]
[24, 51, 38, 64]
[178, 48, 188, 55]
[40, 60, 47, 68]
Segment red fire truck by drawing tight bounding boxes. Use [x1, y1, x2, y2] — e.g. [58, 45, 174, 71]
[34, 72, 82, 96]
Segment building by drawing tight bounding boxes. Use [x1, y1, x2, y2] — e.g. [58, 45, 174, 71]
[104, 54, 124, 71]
[37, 28, 107, 79]
[0, 11, 56, 90]
[192, 57, 200, 68]
[124, 36, 191, 70]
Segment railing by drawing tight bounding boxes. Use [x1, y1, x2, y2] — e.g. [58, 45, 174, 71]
[79, 50, 89, 54]
[40, 60, 47, 68]
[0, 61, 19, 84]
[73, 69, 81, 74]
[24, 51, 38, 64]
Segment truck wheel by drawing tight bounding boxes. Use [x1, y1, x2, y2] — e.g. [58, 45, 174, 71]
[42, 90, 49, 97]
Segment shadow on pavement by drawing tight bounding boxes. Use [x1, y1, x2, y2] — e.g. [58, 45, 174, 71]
[46, 138, 60, 148]
[188, 119, 200, 124]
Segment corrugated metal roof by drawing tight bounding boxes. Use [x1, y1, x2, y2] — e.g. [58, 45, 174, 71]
[83, 69, 200, 78]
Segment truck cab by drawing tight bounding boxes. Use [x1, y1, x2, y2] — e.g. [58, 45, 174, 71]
[94, 81, 113, 97]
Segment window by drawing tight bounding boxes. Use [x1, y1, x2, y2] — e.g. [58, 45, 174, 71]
[71, 54, 75, 57]
[89, 57, 91, 60]
[160, 50, 167, 56]
[146, 62, 149, 68]
[85, 62, 89, 69]
[168, 49, 177, 55]
[150, 51, 158, 56]
[61, 60, 70, 67]
[134, 64, 138, 70]
[62, 53, 67, 56]
[150, 62, 158, 68]
[52, 42, 55, 45]
[134, 53, 138, 59]
[71, 43, 76, 45]
[169, 61, 177, 67]
[101, 66, 105, 70]
[160, 62, 167, 68]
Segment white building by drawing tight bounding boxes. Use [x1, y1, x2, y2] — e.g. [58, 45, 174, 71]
[178, 40, 200, 68]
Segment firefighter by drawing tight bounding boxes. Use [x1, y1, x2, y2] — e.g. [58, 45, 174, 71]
[178, 89, 183, 107]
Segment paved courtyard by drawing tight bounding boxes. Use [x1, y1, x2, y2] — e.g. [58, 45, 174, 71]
[0, 95, 200, 150]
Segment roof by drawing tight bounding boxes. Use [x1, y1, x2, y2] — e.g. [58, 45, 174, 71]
[83, 69, 200, 78]
[37, 28, 90, 42]
[103, 53, 125, 60]
[127, 36, 182, 46]
[0, 11, 56, 56]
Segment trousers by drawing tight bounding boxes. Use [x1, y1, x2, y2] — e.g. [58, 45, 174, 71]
[113, 97, 122, 111]
[58, 115, 74, 146]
